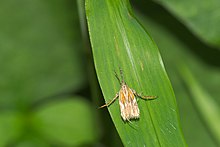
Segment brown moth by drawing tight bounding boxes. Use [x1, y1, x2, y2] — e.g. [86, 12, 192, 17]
[99, 69, 157, 121]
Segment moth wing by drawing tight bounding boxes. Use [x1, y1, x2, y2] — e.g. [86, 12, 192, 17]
[119, 88, 140, 121]
[128, 89, 140, 119]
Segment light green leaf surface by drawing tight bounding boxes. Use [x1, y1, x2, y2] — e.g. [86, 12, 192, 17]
[0, 0, 86, 107]
[86, 0, 186, 146]
[155, 0, 220, 48]
[0, 112, 23, 147]
[32, 97, 99, 146]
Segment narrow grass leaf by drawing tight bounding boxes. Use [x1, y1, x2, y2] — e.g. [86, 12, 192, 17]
[86, 0, 186, 146]
[179, 64, 220, 146]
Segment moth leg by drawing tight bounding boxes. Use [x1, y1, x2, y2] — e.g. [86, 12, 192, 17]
[132, 89, 157, 100]
[99, 93, 119, 108]
[140, 95, 157, 99]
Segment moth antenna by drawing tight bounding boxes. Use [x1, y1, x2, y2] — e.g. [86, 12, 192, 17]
[114, 70, 121, 84]
[119, 68, 124, 83]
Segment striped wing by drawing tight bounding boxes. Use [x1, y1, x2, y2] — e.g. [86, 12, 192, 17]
[119, 86, 140, 121]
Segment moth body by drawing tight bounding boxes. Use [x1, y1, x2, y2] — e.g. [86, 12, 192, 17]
[99, 68, 157, 121]
[119, 84, 139, 121]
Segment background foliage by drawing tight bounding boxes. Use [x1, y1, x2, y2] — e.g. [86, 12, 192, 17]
[0, 0, 219, 146]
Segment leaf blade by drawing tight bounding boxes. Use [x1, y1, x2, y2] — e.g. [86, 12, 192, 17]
[86, 0, 186, 146]
[155, 0, 220, 48]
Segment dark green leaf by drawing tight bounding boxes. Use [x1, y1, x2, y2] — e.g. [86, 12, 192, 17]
[0, 0, 86, 107]
[155, 0, 220, 48]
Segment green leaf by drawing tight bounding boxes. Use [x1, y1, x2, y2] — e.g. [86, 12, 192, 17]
[0, 111, 24, 147]
[86, 0, 186, 146]
[179, 64, 220, 145]
[0, 0, 86, 107]
[15, 138, 50, 147]
[134, 1, 220, 146]
[155, 0, 220, 48]
[32, 97, 99, 146]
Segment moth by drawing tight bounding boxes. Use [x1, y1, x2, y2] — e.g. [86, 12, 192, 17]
[99, 69, 157, 121]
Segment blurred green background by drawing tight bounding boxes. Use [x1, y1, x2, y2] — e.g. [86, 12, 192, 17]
[0, 0, 219, 146]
